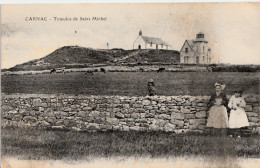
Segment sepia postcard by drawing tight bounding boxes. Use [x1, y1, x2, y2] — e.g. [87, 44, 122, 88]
[1, 2, 260, 168]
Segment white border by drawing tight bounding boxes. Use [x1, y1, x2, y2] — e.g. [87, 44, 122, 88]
[0, 0, 260, 4]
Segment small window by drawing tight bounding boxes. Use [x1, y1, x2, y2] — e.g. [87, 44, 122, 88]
[184, 56, 189, 63]
[203, 56, 205, 61]
[150, 42, 152, 47]
[185, 48, 188, 53]
[203, 46, 205, 53]
[161, 44, 163, 48]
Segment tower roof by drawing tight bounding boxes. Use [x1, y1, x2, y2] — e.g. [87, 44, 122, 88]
[195, 32, 207, 42]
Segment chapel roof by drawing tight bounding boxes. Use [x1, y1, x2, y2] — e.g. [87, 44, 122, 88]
[141, 36, 171, 46]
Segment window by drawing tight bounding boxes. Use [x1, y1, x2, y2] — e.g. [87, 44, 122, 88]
[184, 56, 189, 63]
[203, 46, 205, 53]
[185, 48, 188, 53]
[203, 56, 205, 61]
[150, 42, 152, 47]
[161, 44, 163, 48]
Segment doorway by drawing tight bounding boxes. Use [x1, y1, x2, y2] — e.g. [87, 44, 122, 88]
[138, 45, 141, 49]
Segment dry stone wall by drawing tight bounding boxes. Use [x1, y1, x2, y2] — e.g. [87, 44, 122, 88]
[2, 94, 260, 133]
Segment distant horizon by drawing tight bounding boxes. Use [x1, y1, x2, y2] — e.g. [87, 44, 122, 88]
[2, 3, 260, 68]
[1, 45, 260, 71]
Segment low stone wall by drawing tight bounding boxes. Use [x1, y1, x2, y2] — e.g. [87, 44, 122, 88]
[1, 65, 209, 75]
[1, 94, 260, 133]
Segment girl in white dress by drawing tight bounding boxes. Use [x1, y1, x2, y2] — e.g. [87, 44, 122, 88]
[228, 90, 249, 138]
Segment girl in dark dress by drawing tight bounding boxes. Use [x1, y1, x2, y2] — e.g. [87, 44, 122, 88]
[207, 83, 229, 136]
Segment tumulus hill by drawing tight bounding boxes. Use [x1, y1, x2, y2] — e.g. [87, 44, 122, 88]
[6, 45, 180, 71]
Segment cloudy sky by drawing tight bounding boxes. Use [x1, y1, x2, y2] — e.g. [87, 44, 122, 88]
[1, 3, 260, 68]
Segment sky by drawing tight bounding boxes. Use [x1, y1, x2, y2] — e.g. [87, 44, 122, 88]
[1, 3, 260, 68]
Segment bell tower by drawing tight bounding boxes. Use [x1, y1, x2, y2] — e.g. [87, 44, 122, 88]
[139, 30, 142, 36]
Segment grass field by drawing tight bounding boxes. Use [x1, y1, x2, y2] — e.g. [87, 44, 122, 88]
[1, 72, 259, 95]
[1, 127, 260, 160]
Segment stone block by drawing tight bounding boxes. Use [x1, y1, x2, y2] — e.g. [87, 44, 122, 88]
[181, 107, 191, 113]
[47, 117, 56, 124]
[151, 101, 157, 105]
[131, 113, 139, 119]
[142, 100, 150, 106]
[164, 123, 176, 132]
[195, 119, 206, 125]
[129, 126, 141, 131]
[87, 123, 100, 130]
[72, 127, 81, 132]
[174, 129, 184, 134]
[64, 120, 77, 127]
[198, 103, 207, 107]
[149, 124, 159, 131]
[245, 97, 257, 103]
[63, 107, 72, 112]
[248, 117, 259, 123]
[32, 98, 42, 106]
[158, 119, 167, 127]
[245, 105, 253, 112]
[173, 120, 184, 127]
[93, 118, 102, 123]
[39, 121, 50, 126]
[106, 118, 119, 125]
[171, 112, 184, 120]
[89, 111, 100, 117]
[115, 112, 124, 119]
[8, 110, 18, 114]
[122, 125, 130, 131]
[83, 107, 92, 111]
[189, 119, 206, 125]
[145, 113, 154, 118]
[52, 125, 64, 129]
[189, 125, 198, 130]
[123, 104, 130, 108]
[197, 125, 206, 130]
[23, 116, 37, 122]
[159, 114, 171, 120]
[78, 111, 86, 117]
[246, 112, 258, 117]
[185, 114, 195, 119]
[60, 112, 68, 117]
[195, 111, 207, 118]
[99, 124, 112, 130]
[253, 107, 260, 113]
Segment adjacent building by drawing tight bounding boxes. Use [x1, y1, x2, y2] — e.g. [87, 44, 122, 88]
[180, 32, 211, 64]
[133, 30, 171, 50]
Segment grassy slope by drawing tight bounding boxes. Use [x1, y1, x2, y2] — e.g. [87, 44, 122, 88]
[7, 46, 180, 71]
[124, 49, 180, 63]
[1, 127, 260, 160]
[1, 72, 259, 96]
